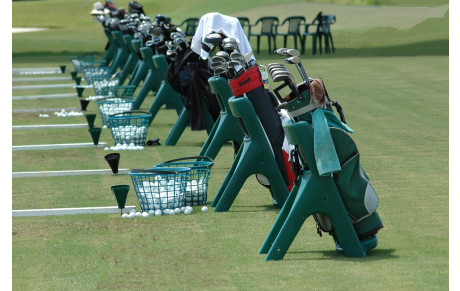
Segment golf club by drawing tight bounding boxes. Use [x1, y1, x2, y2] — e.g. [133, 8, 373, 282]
[285, 56, 309, 84]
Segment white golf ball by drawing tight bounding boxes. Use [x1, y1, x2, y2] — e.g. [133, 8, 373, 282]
[128, 212, 135, 218]
[142, 212, 149, 218]
[122, 213, 129, 218]
[174, 208, 181, 214]
[135, 211, 142, 217]
[148, 210, 155, 215]
[169, 210, 175, 216]
[104, 147, 109, 151]
[155, 210, 162, 216]
[180, 207, 186, 213]
[201, 206, 208, 213]
[184, 208, 193, 215]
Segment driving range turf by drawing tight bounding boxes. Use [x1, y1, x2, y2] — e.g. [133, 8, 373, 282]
[12, 0, 448, 289]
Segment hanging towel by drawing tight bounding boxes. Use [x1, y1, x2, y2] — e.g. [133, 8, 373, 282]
[312, 109, 341, 176]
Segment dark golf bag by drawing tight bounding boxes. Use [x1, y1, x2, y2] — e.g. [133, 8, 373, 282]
[228, 66, 294, 191]
[166, 48, 220, 130]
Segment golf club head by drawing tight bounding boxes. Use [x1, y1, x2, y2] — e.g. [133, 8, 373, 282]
[222, 37, 237, 44]
[214, 67, 228, 76]
[286, 49, 300, 57]
[230, 52, 244, 60]
[268, 63, 287, 71]
[285, 56, 301, 65]
[223, 43, 238, 52]
[210, 62, 226, 70]
[271, 74, 290, 83]
[269, 68, 290, 77]
[204, 33, 223, 45]
[216, 51, 230, 59]
[211, 56, 227, 64]
[274, 48, 289, 56]
[272, 71, 296, 84]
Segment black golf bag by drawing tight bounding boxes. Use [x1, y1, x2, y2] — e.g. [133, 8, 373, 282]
[166, 48, 220, 130]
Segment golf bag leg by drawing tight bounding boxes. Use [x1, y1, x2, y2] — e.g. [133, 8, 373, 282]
[259, 180, 301, 254]
[211, 145, 244, 207]
[164, 107, 190, 146]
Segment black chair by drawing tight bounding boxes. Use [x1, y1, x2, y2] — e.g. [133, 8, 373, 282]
[178, 18, 199, 37]
[274, 16, 306, 50]
[248, 16, 279, 54]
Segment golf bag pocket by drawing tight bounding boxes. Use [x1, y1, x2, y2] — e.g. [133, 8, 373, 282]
[228, 66, 262, 96]
[334, 153, 379, 223]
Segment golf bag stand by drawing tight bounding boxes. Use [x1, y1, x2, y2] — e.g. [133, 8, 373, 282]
[261, 86, 383, 259]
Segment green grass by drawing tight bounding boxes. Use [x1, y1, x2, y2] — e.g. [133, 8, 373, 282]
[12, 0, 448, 290]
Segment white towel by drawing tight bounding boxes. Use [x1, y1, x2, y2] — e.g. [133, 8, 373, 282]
[191, 12, 255, 63]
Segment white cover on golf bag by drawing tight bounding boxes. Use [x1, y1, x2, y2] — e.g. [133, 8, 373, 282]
[191, 12, 255, 63]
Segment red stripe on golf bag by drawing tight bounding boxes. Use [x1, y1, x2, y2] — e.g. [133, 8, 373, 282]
[228, 66, 263, 96]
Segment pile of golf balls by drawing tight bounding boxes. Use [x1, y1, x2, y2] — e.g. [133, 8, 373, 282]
[136, 177, 186, 210]
[110, 125, 147, 146]
[121, 206, 195, 218]
[104, 143, 144, 151]
[99, 101, 134, 124]
[185, 178, 208, 206]
[54, 109, 83, 117]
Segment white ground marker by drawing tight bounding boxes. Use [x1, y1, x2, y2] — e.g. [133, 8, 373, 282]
[13, 124, 88, 130]
[12, 169, 130, 178]
[12, 142, 108, 151]
[12, 206, 137, 217]
[13, 93, 79, 101]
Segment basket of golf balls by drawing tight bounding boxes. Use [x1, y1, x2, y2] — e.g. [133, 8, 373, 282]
[154, 156, 214, 206]
[71, 55, 105, 73]
[129, 167, 191, 212]
[93, 85, 136, 98]
[107, 110, 151, 147]
[96, 97, 135, 127]
[82, 66, 111, 86]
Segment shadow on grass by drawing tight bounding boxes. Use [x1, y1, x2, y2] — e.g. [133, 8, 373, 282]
[284, 248, 398, 261]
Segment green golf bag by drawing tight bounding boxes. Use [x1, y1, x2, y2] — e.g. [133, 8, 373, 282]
[280, 78, 383, 241]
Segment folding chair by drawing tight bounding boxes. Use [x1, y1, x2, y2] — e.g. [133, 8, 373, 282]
[248, 17, 279, 54]
[274, 16, 305, 50]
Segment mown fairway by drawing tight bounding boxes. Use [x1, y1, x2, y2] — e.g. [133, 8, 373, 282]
[12, 0, 448, 290]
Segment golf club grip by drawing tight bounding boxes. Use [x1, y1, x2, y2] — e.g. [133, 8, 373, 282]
[162, 156, 214, 167]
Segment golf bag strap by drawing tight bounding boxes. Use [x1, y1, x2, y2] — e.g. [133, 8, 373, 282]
[228, 66, 263, 96]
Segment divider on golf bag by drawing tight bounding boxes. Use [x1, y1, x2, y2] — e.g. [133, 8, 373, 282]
[228, 66, 294, 191]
